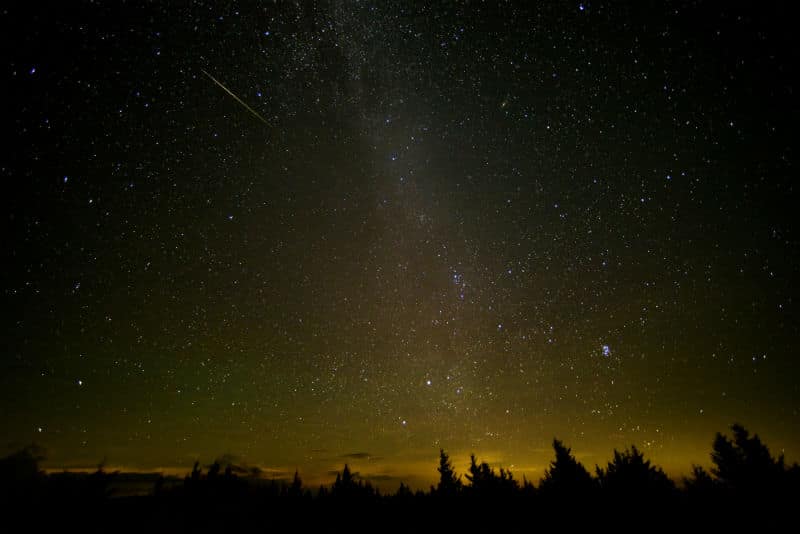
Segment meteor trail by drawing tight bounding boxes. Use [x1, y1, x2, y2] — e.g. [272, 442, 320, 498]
[201, 69, 269, 125]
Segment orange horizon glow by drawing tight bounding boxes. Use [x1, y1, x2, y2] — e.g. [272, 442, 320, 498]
[37, 439, 776, 493]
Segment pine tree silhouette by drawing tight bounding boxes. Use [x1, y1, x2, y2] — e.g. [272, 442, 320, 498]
[332, 464, 360, 498]
[596, 445, 674, 498]
[710, 423, 786, 493]
[465, 454, 518, 497]
[395, 482, 413, 499]
[540, 438, 595, 497]
[434, 449, 462, 497]
[287, 469, 304, 497]
[684, 465, 716, 497]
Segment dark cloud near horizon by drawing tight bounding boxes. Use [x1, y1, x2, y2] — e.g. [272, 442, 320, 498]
[207, 453, 262, 476]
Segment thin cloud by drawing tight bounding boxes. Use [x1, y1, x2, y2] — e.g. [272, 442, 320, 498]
[340, 452, 382, 460]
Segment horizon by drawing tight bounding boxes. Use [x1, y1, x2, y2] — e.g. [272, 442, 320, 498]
[26, 420, 798, 492]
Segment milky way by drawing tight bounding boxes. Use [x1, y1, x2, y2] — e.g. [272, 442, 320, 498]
[2, 2, 797, 488]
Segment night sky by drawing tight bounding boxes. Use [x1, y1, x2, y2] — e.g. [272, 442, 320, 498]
[2, 2, 798, 489]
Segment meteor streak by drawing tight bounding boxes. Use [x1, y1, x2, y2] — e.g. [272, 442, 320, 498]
[201, 69, 268, 125]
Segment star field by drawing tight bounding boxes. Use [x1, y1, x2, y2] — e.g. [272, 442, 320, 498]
[2, 2, 798, 488]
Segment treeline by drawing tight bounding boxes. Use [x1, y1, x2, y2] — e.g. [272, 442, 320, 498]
[1, 424, 798, 531]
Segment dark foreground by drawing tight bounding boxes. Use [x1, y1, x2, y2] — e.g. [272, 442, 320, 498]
[2, 424, 798, 532]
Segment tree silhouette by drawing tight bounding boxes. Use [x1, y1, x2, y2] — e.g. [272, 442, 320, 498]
[332, 463, 375, 498]
[465, 454, 518, 497]
[288, 470, 303, 497]
[190, 461, 202, 481]
[207, 460, 221, 480]
[0, 445, 44, 483]
[684, 464, 717, 497]
[596, 445, 674, 498]
[539, 439, 595, 497]
[0, 445, 45, 500]
[520, 476, 536, 497]
[1, 423, 798, 528]
[183, 460, 202, 494]
[710, 423, 785, 493]
[85, 462, 118, 501]
[434, 449, 462, 497]
[333, 463, 354, 491]
[395, 481, 413, 500]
